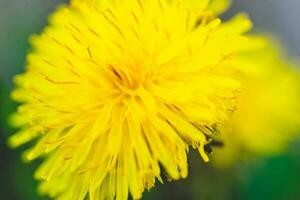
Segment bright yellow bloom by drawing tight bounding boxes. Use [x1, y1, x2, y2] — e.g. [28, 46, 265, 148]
[212, 39, 300, 168]
[9, 0, 251, 199]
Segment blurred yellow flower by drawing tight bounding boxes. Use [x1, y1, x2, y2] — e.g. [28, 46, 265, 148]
[9, 0, 255, 199]
[212, 39, 300, 168]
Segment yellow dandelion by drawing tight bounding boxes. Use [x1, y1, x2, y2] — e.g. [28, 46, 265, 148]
[9, 0, 251, 199]
[212, 39, 300, 168]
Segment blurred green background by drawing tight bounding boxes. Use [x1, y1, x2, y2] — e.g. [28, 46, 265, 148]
[1, 0, 300, 199]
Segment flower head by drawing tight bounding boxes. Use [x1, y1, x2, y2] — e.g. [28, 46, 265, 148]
[9, 0, 250, 199]
[212, 39, 300, 167]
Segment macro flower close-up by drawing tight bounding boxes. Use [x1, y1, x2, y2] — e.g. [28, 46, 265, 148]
[1, 0, 300, 200]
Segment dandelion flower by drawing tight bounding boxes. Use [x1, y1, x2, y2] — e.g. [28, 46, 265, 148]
[212, 39, 300, 167]
[9, 0, 251, 199]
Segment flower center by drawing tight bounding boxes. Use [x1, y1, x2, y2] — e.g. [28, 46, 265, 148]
[107, 62, 155, 96]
